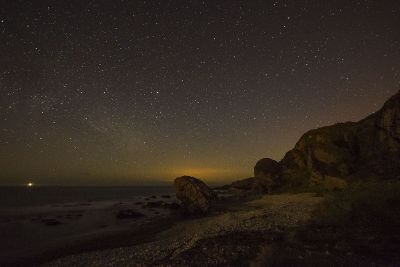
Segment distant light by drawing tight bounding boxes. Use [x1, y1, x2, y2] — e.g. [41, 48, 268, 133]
[27, 182, 33, 187]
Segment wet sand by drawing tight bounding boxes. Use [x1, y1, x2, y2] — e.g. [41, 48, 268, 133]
[0, 195, 179, 266]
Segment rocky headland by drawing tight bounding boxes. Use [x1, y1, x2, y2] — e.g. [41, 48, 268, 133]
[40, 91, 400, 266]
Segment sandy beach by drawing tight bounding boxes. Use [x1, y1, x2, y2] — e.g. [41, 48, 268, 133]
[44, 191, 395, 267]
[2, 189, 399, 266]
[43, 193, 323, 267]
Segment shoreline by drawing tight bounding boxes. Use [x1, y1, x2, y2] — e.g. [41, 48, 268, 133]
[13, 216, 180, 267]
[3, 190, 392, 266]
[0, 194, 180, 267]
[45, 193, 324, 267]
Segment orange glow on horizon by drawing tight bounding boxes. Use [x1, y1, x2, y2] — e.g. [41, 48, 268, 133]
[170, 167, 247, 182]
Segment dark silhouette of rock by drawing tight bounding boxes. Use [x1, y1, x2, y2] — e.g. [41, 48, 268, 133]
[164, 202, 180, 210]
[174, 176, 217, 214]
[279, 90, 400, 188]
[253, 158, 282, 193]
[42, 218, 62, 226]
[116, 209, 145, 219]
[224, 159, 282, 194]
[229, 177, 257, 190]
[143, 201, 165, 208]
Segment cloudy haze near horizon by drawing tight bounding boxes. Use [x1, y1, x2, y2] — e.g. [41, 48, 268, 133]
[1, 0, 399, 185]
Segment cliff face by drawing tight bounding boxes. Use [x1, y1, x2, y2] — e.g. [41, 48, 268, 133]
[280, 91, 400, 188]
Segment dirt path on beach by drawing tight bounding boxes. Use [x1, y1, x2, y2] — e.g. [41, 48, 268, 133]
[46, 193, 323, 267]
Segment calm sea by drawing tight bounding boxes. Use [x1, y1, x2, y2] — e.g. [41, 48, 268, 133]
[0, 186, 174, 208]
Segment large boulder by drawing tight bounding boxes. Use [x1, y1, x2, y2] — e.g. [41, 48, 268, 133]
[253, 158, 282, 193]
[174, 176, 217, 214]
[279, 90, 400, 189]
[224, 159, 282, 194]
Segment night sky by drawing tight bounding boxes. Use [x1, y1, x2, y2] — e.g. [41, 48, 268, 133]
[1, 1, 399, 186]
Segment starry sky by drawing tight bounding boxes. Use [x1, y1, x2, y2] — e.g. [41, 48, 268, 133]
[1, 0, 399, 186]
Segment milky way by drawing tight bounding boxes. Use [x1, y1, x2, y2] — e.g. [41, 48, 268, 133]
[1, 1, 399, 185]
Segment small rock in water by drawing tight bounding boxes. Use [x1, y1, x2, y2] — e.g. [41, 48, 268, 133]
[116, 209, 145, 219]
[165, 202, 180, 210]
[42, 218, 63, 226]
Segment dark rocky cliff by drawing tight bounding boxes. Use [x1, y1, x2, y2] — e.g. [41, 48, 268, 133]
[280, 91, 400, 188]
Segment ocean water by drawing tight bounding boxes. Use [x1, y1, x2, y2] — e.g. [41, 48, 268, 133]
[0, 186, 174, 208]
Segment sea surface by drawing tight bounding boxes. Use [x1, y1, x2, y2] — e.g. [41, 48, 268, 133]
[0, 186, 174, 208]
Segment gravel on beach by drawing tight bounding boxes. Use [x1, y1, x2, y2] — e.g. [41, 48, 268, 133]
[46, 193, 322, 267]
